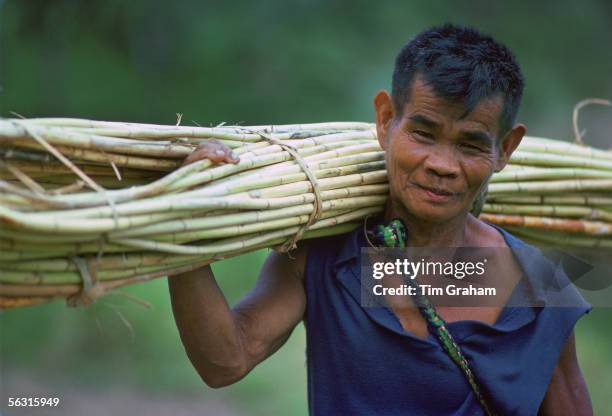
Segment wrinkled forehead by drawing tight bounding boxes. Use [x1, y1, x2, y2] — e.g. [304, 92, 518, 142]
[403, 76, 505, 136]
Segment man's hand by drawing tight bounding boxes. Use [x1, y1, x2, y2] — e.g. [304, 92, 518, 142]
[182, 140, 240, 166]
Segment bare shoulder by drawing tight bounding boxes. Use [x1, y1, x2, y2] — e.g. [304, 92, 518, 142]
[468, 214, 508, 247]
[263, 232, 351, 283]
[263, 238, 314, 282]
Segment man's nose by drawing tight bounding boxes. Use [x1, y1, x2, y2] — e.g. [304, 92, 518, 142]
[423, 145, 460, 178]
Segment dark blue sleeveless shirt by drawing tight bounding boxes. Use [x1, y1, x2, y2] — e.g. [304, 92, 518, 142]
[303, 221, 591, 415]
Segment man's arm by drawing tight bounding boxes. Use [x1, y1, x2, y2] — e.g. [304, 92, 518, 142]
[168, 244, 308, 388]
[539, 331, 593, 415]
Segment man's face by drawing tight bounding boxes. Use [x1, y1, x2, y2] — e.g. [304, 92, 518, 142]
[375, 76, 520, 224]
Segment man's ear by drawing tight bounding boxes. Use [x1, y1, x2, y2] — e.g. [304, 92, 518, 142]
[495, 123, 526, 172]
[374, 90, 395, 150]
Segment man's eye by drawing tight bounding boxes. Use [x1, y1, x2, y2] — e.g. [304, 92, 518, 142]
[413, 130, 433, 139]
[461, 143, 485, 152]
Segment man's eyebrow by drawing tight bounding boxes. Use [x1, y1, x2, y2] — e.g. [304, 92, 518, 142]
[407, 114, 440, 129]
[460, 130, 493, 145]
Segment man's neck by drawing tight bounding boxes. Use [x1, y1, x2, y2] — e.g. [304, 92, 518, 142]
[383, 201, 471, 247]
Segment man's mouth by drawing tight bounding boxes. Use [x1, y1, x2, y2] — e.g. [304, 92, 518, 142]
[416, 184, 455, 196]
[414, 183, 458, 202]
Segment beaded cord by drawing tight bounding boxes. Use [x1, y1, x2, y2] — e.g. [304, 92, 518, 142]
[367, 218, 496, 416]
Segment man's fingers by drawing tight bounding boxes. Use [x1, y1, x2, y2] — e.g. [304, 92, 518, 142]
[181, 152, 198, 166]
[182, 143, 240, 167]
[225, 152, 240, 164]
[206, 149, 228, 163]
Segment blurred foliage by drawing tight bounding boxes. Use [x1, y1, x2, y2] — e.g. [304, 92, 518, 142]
[1, 0, 611, 415]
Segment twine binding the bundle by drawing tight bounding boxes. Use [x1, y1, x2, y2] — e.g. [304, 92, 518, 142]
[68, 256, 104, 307]
[244, 128, 323, 253]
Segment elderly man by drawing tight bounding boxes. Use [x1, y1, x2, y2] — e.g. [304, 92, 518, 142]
[169, 24, 592, 415]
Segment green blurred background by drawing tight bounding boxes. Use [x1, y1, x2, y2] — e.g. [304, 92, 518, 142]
[1, 1, 611, 415]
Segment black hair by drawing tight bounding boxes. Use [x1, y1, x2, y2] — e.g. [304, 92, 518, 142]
[392, 23, 524, 136]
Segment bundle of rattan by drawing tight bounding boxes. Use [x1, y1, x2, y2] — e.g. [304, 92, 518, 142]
[0, 118, 388, 308]
[482, 136, 612, 262]
[0, 117, 610, 308]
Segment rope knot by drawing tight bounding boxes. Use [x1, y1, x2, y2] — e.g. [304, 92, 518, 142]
[67, 256, 105, 307]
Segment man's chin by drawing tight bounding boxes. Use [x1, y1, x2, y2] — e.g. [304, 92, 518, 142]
[402, 200, 466, 223]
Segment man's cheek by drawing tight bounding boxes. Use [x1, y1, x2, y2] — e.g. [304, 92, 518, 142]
[462, 157, 494, 181]
[463, 155, 495, 174]
[398, 170, 412, 192]
[388, 160, 407, 183]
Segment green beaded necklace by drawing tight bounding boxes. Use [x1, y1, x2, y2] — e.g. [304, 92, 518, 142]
[368, 218, 497, 416]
